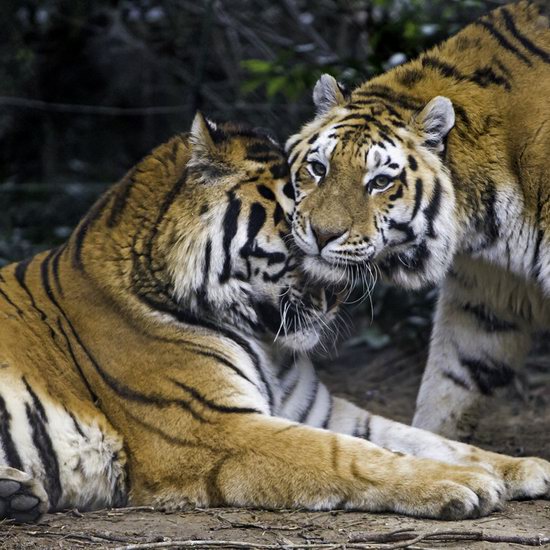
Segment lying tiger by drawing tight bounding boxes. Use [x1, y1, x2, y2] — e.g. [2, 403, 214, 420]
[286, 0, 550, 440]
[0, 113, 548, 524]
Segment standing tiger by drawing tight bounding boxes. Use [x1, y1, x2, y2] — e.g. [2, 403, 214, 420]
[1, 113, 549, 524]
[286, 0, 550, 441]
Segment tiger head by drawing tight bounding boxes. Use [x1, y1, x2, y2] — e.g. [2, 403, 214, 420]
[286, 74, 458, 290]
[125, 113, 339, 351]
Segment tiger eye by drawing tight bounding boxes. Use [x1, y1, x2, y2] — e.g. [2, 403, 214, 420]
[372, 175, 391, 189]
[309, 161, 326, 178]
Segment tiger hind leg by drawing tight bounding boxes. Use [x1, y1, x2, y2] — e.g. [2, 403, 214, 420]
[0, 466, 49, 523]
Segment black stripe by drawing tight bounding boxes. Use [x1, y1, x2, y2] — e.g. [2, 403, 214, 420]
[0, 393, 23, 470]
[50, 245, 65, 297]
[171, 380, 262, 415]
[298, 378, 319, 423]
[460, 356, 515, 395]
[462, 302, 518, 332]
[411, 178, 423, 220]
[106, 170, 135, 228]
[347, 98, 404, 120]
[470, 66, 511, 91]
[423, 178, 442, 238]
[196, 239, 211, 307]
[480, 183, 499, 246]
[355, 85, 424, 111]
[14, 258, 57, 342]
[189, 347, 259, 389]
[396, 67, 425, 87]
[532, 187, 545, 280]
[321, 395, 332, 429]
[68, 411, 87, 439]
[422, 56, 466, 81]
[442, 370, 471, 391]
[501, 7, 550, 64]
[283, 181, 295, 201]
[475, 19, 532, 65]
[388, 220, 415, 244]
[219, 192, 241, 283]
[257, 184, 276, 201]
[23, 379, 62, 508]
[422, 56, 510, 90]
[363, 415, 371, 441]
[0, 283, 22, 315]
[532, 229, 544, 280]
[56, 319, 98, 402]
[72, 191, 112, 271]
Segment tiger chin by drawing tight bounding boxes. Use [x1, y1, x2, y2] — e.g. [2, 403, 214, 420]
[286, 0, 550, 445]
[1, 113, 548, 525]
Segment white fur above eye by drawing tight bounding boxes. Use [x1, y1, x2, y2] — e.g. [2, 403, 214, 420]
[364, 143, 405, 192]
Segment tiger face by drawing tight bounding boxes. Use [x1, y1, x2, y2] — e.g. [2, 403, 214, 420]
[286, 74, 459, 290]
[162, 114, 338, 350]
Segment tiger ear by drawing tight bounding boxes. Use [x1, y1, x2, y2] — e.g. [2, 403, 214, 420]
[313, 74, 350, 116]
[414, 96, 455, 153]
[189, 111, 218, 163]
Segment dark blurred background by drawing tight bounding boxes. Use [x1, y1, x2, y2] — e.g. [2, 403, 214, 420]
[0, 0, 506, 349]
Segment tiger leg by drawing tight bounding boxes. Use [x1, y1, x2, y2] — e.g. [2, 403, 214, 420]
[328, 397, 550, 501]
[275, 356, 549, 502]
[138, 411, 505, 519]
[412, 263, 533, 441]
[125, 358, 503, 519]
[0, 371, 127, 522]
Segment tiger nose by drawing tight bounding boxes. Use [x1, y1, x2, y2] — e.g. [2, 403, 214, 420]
[311, 225, 346, 249]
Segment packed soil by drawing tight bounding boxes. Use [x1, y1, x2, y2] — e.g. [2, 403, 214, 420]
[1, 343, 549, 550]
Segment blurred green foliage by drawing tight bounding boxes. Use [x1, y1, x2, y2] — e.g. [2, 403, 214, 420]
[0, 0, 506, 348]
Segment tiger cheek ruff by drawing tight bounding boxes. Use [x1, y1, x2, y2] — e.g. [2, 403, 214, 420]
[1, 1, 550, 524]
[287, 0, 550, 440]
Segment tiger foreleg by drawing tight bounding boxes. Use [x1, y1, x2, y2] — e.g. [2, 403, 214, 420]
[275, 356, 547, 504]
[0, 466, 49, 523]
[191, 414, 505, 519]
[325, 396, 550, 501]
[413, 266, 532, 441]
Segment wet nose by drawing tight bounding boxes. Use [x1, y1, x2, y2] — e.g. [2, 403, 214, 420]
[311, 225, 346, 249]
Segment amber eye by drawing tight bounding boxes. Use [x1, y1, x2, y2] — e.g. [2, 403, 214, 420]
[309, 161, 326, 179]
[371, 174, 391, 190]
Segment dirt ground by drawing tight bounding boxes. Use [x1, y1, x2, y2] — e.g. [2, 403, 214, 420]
[1, 344, 549, 549]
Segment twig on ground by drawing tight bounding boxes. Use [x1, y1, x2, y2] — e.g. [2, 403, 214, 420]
[110, 529, 550, 550]
[350, 528, 550, 547]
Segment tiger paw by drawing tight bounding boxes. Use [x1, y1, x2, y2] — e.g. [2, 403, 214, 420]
[497, 457, 550, 500]
[386, 457, 506, 519]
[0, 466, 49, 523]
[423, 466, 505, 519]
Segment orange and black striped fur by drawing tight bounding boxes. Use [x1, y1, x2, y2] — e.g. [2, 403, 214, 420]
[286, 1, 550, 441]
[1, 113, 548, 524]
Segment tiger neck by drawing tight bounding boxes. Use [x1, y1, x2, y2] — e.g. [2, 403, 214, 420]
[63, 141, 249, 335]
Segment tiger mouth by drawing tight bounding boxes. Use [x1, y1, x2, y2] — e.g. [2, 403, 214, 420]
[300, 253, 370, 288]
